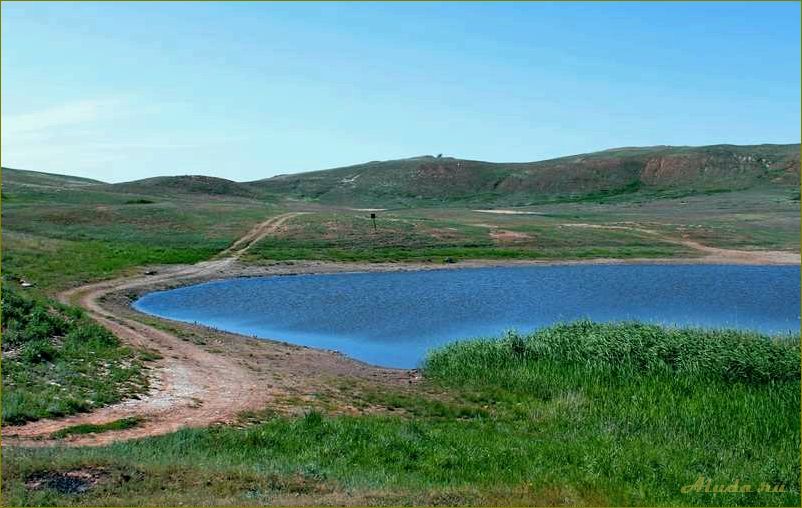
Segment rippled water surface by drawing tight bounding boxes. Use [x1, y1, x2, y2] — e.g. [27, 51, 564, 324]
[134, 264, 800, 368]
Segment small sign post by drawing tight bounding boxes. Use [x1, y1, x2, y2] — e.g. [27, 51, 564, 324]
[370, 213, 377, 231]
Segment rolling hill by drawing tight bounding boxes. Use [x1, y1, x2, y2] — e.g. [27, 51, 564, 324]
[101, 175, 259, 199]
[3, 143, 799, 207]
[1, 167, 105, 189]
[250, 144, 801, 206]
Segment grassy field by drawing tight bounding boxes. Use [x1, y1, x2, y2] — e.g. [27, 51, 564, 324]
[1, 285, 152, 425]
[3, 165, 799, 292]
[247, 209, 688, 263]
[532, 187, 801, 252]
[7, 188, 797, 292]
[2, 170, 280, 291]
[246, 188, 799, 264]
[3, 322, 798, 506]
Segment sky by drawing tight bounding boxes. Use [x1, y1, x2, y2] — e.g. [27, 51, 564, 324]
[1, 2, 800, 183]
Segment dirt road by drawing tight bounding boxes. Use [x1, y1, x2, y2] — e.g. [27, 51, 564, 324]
[217, 212, 303, 257]
[2, 213, 306, 446]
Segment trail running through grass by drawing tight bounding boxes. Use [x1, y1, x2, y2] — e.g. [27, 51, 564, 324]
[2, 213, 305, 446]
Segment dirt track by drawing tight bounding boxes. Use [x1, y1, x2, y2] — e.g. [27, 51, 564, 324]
[3, 213, 798, 446]
[216, 212, 302, 257]
[559, 223, 801, 264]
[2, 213, 313, 446]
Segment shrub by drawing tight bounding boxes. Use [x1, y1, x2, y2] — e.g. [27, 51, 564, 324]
[63, 323, 119, 350]
[20, 339, 58, 364]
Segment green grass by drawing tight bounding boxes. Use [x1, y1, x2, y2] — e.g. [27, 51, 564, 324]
[530, 188, 800, 253]
[1, 177, 280, 289]
[425, 322, 799, 384]
[248, 211, 692, 263]
[51, 418, 144, 439]
[3, 167, 798, 293]
[1, 285, 150, 425]
[4, 322, 798, 506]
[2, 231, 220, 291]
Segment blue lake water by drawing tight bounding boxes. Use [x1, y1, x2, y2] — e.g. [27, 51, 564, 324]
[133, 264, 801, 368]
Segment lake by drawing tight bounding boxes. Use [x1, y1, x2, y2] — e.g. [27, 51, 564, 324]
[133, 264, 800, 368]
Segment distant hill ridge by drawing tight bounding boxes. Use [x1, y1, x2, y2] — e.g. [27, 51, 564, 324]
[1, 167, 104, 187]
[250, 143, 800, 206]
[3, 143, 799, 206]
[102, 175, 259, 198]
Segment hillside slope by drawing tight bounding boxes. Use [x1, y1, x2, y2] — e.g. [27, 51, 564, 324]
[101, 175, 258, 199]
[1, 167, 106, 188]
[3, 143, 799, 206]
[250, 144, 800, 206]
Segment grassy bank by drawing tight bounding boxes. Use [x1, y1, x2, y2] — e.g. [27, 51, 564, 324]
[4, 322, 798, 506]
[1, 286, 151, 425]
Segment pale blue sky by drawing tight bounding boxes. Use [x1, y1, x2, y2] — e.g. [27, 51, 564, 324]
[2, 1, 800, 183]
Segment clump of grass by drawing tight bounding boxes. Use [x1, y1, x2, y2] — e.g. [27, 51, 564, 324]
[357, 389, 488, 419]
[123, 198, 155, 205]
[424, 321, 800, 386]
[51, 417, 143, 439]
[1, 285, 149, 425]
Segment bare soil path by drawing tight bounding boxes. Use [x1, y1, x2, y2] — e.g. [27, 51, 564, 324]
[217, 212, 303, 257]
[2, 213, 308, 446]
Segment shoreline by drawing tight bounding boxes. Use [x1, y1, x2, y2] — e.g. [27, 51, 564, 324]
[124, 255, 800, 366]
[112, 251, 802, 298]
[128, 255, 802, 299]
[6, 238, 799, 446]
